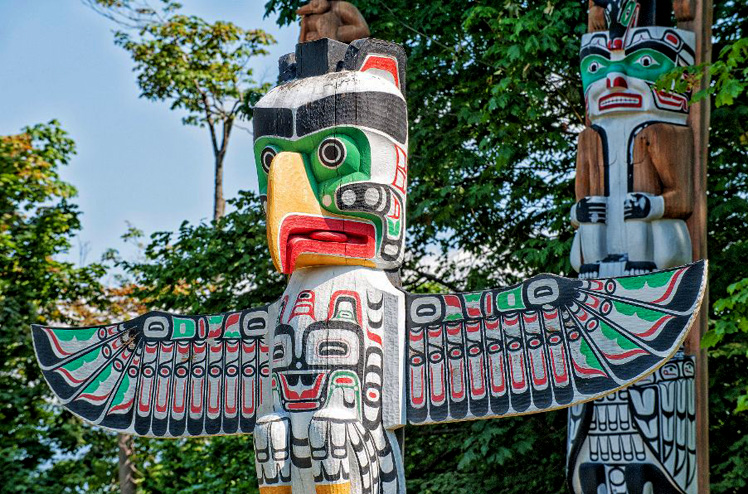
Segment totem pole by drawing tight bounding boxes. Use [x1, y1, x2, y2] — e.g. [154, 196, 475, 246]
[567, 1, 705, 493]
[32, 37, 707, 494]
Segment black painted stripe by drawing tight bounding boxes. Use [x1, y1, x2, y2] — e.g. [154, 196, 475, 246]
[296, 91, 407, 144]
[253, 107, 293, 140]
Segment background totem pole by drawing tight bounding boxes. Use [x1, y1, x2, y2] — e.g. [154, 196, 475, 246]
[567, 1, 710, 492]
[30, 14, 707, 494]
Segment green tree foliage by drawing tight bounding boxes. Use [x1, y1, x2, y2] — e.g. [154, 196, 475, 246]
[86, 0, 275, 220]
[700, 2, 748, 492]
[114, 191, 284, 315]
[0, 121, 117, 492]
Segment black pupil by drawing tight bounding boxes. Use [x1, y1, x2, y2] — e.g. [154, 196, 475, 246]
[324, 144, 338, 161]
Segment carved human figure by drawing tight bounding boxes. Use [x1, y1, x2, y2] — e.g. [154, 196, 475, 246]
[31, 37, 705, 494]
[570, 0, 696, 279]
[298, 0, 370, 43]
[567, 2, 699, 493]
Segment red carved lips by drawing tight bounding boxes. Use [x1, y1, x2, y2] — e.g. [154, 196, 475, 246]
[653, 90, 688, 112]
[277, 372, 327, 411]
[598, 92, 643, 111]
[278, 214, 376, 274]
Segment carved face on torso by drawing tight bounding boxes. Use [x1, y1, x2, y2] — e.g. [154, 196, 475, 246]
[272, 289, 368, 416]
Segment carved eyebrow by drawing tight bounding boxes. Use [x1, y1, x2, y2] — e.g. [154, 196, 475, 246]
[580, 46, 611, 60]
[253, 107, 294, 140]
[624, 42, 680, 61]
[296, 92, 407, 144]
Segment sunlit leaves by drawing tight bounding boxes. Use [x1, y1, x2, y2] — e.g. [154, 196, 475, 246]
[0, 121, 113, 492]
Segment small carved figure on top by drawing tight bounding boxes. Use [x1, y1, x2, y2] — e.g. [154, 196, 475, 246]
[587, 0, 695, 33]
[298, 0, 370, 43]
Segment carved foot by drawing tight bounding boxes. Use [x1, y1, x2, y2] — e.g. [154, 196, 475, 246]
[309, 413, 380, 494]
[255, 413, 292, 492]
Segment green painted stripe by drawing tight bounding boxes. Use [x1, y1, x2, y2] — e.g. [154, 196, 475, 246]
[612, 301, 664, 322]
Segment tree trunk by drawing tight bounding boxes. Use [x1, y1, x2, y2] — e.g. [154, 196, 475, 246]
[118, 434, 136, 494]
[212, 118, 233, 221]
[214, 151, 226, 221]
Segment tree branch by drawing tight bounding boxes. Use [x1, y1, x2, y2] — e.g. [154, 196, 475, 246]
[407, 267, 462, 292]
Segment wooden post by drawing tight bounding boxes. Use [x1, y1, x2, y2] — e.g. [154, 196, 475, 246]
[680, 0, 712, 491]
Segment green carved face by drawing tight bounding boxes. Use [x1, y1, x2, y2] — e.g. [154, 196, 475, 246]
[579, 27, 694, 120]
[581, 48, 676, 92]
[252, 68, 409, 274]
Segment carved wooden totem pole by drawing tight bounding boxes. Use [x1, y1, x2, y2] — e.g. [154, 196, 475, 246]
[32, 37, 707, 494]
[567, 1, 703, 493]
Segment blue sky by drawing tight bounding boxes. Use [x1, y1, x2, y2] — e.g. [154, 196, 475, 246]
[0, 1, 296, 266]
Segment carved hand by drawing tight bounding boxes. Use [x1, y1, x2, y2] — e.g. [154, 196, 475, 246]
[623, 192, 665, 220]
[571, 196, 607, 226]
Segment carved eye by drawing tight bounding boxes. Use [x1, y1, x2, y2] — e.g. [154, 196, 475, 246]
[261, 147, 277, 173]
[317, 137, 347, 169]
[588, 61, 601, 73]
[636, 55, 658, 68]
[317, 340, 349, 357]
[273, 344, 285, 361]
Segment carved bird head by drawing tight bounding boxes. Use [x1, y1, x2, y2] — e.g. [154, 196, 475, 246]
[253, 39, 408, 275]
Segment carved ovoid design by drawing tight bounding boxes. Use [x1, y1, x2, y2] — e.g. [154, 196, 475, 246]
[567, 2, 700, 493]
[33, 37, 706, 494]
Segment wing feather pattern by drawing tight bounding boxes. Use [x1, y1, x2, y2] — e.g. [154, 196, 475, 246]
[32, 304, 276, 437]
[405, 261, 706, 425]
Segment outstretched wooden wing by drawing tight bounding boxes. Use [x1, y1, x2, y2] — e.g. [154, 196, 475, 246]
[405, 261, 706, 425]
[32, 304, 277, 437]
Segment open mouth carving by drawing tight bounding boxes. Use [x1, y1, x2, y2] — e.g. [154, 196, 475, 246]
[598, 92, 643, 111]
[279, 214, 376, 273]
[277, 371, 326, 411]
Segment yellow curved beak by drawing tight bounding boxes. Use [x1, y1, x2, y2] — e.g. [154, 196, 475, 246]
[266, 152, 376, 274]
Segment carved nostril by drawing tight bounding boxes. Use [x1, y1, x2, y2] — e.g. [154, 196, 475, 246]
[614, 77, 628, 88]
[607, 76, 628, 89]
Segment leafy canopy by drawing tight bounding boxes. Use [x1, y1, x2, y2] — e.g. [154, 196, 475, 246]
[0, 121, 115, 492]
[87, 0, 275, 127]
